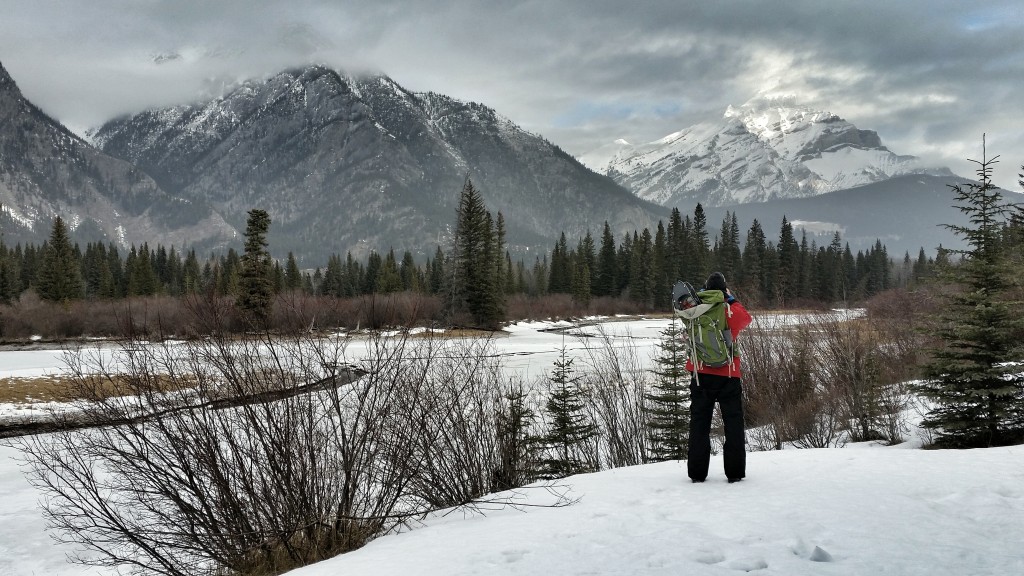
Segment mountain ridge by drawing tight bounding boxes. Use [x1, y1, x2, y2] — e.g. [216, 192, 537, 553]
[580, 95, 953, 208]
[92, 65, 667, 263]
[0, 60, 236, 250]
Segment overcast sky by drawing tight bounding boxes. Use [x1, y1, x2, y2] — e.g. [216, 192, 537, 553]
[2, 0, 1023, 188]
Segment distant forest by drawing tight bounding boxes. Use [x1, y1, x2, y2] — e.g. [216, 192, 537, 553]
[0, 201, 941, 314]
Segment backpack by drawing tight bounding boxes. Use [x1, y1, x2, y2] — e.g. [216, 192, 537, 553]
[671, 281, 735, 369]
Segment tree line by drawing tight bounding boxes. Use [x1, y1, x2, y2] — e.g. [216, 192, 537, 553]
[0, 182, 942, 324]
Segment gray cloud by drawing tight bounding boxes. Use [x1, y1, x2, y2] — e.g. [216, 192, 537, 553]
[2, 0, 1022, 187]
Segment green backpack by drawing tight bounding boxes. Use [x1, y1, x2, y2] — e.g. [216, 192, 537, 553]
[671, 282, 735, 369]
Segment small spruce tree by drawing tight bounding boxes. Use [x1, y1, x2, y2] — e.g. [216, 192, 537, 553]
[541, 347, 598, 478]
[645, 318, 691, 461]
[492, 383, 542, 491]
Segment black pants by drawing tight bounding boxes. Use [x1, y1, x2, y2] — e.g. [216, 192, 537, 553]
[687, 373, 746, 481]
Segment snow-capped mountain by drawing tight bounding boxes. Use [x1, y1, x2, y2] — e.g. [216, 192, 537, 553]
[580, 95, 951, 208]
[0, 60, 236, 249]
[92, 66, 664, 263]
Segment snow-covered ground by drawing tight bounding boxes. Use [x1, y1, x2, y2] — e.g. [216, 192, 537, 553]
[3, 313, 1021, 576]
[287, 444, 1024, 576]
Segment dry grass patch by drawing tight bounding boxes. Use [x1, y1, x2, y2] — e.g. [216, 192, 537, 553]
[0, 375, 195, 406]
[0, 376, 73, 404]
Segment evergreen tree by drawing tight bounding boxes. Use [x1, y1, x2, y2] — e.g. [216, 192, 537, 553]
[237, 209, 274, 325]
[0, 243, 17, 304]
[740, 219, 767, 304]
[219, 249, 241, 296]
[548, 233, 571, 294]
[645, 318, 691, 461]
[494, 212, 507, 300]
[452, 178, 503, 328]
[571, 252, 591, 307]
[691, 204, 710, 282]
[616, 232, 634, 295]
[363, 251, 383, 294]
[182, 249, 201, 294]
[917, 146, 1024, 447]
[667, 208, 688, 283]
[430, 246, 446, 294]
[653, 222, 669, 308]
[37, 216, 83, 302]
[579, 230, 597, 293]
[595, 221, 618, 297]
[492, 383, 541, 491]
[377, 249, 403, 293]
[716, 211, 741, 281]
[400, 251, 419, 292]
[284, 252, 303, 291]
[776, 216, 799, 304]
[126, 244, 159, 296]
[541, 347, 598, 478]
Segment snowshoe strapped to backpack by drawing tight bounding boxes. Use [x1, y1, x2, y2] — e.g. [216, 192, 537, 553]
[671, 281, 735, 369]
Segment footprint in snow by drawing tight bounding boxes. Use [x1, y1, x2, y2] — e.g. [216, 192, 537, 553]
[501, 549, 528, 563]
[727, 556, 769, 572]
[693, 549, 725, 565]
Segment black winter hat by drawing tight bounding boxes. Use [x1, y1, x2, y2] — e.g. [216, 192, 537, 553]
[705, 271, 727, 292]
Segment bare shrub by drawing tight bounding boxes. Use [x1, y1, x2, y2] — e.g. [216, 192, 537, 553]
[745, 308, 921, 450]
[743, 316, 845, 449]
[14, 329, 446, 575]
[812, 312, 914, 444]
[575, 325, 650, 469]
[403, 335, 507, 508]
[13, 319, 570, 576]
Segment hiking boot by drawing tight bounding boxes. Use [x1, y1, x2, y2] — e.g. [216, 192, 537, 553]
[691, 478, 705, 483]
[728, 477, 743, 484]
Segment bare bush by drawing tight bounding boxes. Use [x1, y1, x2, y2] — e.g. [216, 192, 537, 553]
[14, 326, 519, 575]
[403, 335, 509, 508]
[744, 309, 920, 450]
[812, 313, 914, 444]
[13, 320, 571, 576]
[743, 316, 845, 449]
[575, 325, 650, 469]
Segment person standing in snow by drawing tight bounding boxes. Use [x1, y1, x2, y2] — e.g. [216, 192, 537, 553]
[687, 271, 752, 484]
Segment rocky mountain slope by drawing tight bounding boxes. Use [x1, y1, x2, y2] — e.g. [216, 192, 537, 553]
[92, 66, 665, 263]
[0, 61, 235, 249]
[580, 95, 952, 208]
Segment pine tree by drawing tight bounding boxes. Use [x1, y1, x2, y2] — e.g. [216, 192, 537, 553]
[548, 233, 571, 294]
[645, 318, 691, 461]
[691, 204, 710, 282]
[284, 252, 303, 291]
[377, 249, 402, 293]
[579, 231, 597, 296]
[37, 216, 83, 302]
[0, 243, 17, 304]
[653, 222, 669, 308]
[740, 219, 767, 304]
[237, 209, 274, 325]
[629, 228, 654, 307]
[776, 216, 799, 305]
[492, 383, 541, 491]
[452, 178, 503, 328]
[667, 208, 688, 283]
[541, 347, 598, 478]
[126, 244, 159, 296]
[595, 221, 617, 297]
[182, 250, 201, 294]
[917, 144, 1024, 447]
